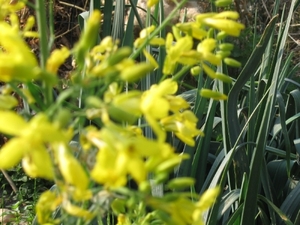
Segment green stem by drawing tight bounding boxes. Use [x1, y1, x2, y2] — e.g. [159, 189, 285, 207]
[130, 0, 188, 59]
[171, 65, 191, 81]
[35, 0, 53, 107]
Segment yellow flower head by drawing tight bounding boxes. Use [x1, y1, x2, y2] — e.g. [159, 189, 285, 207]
[161, 110, 204, 146]
[147, 0, 159, 8]
[0, 0, 25, 21]
[46, 47, 70, 74]
[0, 22, 39, 82]
[0, 111, 71, 179]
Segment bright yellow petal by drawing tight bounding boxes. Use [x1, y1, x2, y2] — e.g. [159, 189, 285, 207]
[63, 201, 95, 220]
[22, 147, 54, 180]
[57, 143, 89, 190]
[0, 110, 27, 136]
[0, 138, 26, 169]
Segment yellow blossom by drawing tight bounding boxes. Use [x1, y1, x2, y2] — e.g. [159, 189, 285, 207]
[0, 95, 18, 109]
[0, 22, 39, 82]
[0, 0, 25, 20]
[56, 143, 89, 191]
[62, 201, 95, 220]
[141, 79, 178, 142]
[22, 145, 54, 179]
[36, 190, 62, 224]
[202, 18, 245, 37]
[0, 111, 71, 179]
[90, 124, 174, 188]
[147, 0, 159, 8]
[46, 47, 70, 74]
[160, 110, 203, 146]
[193, 187, 220, 224]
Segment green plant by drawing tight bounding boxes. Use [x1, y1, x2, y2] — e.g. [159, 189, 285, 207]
[0, 0, 248, 224]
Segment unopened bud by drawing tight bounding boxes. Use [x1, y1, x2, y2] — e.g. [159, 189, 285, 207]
[224, 57, 242, 67]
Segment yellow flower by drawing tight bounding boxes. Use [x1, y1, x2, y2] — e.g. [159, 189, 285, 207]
[0, 22, 39, 82]
[89, 124, 174, 188]
[22, 145, 55, 179]
[56, 143, 89, 191]
[160, 110, 204, 146]
[141, 79, 178, 119]
[147, 0, 159, 8]
[62, 200, 95, 220]
[74, 10, 102, 63]
[193, 187, 220, 224]
[46, 47, 70, 74]
[176, 22, 207, 40]
[36, 190, 62, 224]
[0, 95, 18, 109]
[0, 112, 71, 179]
[163, 35, 193, 74]
[141, 79, 178, 142]
[0, 0, 25, 21]
[148, 196, 196, 225]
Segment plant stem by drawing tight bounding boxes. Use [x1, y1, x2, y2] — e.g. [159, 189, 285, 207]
[1, 169, 18, 193]
[35, 0, 53, 107]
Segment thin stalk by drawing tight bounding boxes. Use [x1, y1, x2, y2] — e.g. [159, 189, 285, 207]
[35, 0, 53, 106]
[1, 169, 18, 193]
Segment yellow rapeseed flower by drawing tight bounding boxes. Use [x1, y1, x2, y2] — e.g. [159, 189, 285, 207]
[141, 79, 178, 142]
[46, 47, 70, 74]
[0, 0, 25, 21]
[160, 110, 203, 146]
[193, 187, 220, 224]
[0, 22, 39, 82]
[0, 111, 71, 179]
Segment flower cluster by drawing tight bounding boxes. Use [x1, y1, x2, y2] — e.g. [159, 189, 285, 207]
[0, 0, 244, 224]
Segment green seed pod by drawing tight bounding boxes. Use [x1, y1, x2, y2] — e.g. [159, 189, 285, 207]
[224, 57, 242, 67]
[190, 66, 202, 76]
[111, 198, 126, 214]
[207, 28, 214, 39]
[154, 172, 169, 184]
[200, 89, 228, 100]
[108, 105, 138, 124]
[219, 43, 234, 51]
[216, 72, 232, 83]
[216, 50, 231, 59]
[166, 177, 195, 190]
[156, 155, 189, 174]
[172, 25, 182, 41]
[120, 63, 154, 82]
[106, 47, 132, 66]
[217, 31, 227, 40]
[139, 181, 151, 194]
[54, 108, 71, 128]
[215, 0, 233, 7]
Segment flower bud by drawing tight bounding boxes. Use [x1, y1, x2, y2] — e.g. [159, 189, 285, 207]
[200, 89, 228, 100]
[224, 57, 242, 67]
[216, 72, 232, 83]
[217, 31, 227, 40]
[219, 43, 234, 51]
[166, 177, 195, 190]
[120, 63, 154, 82]
[216, 50, 231, 58]
[190, 66, 202, 76]
[215, 0, 233, 7]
